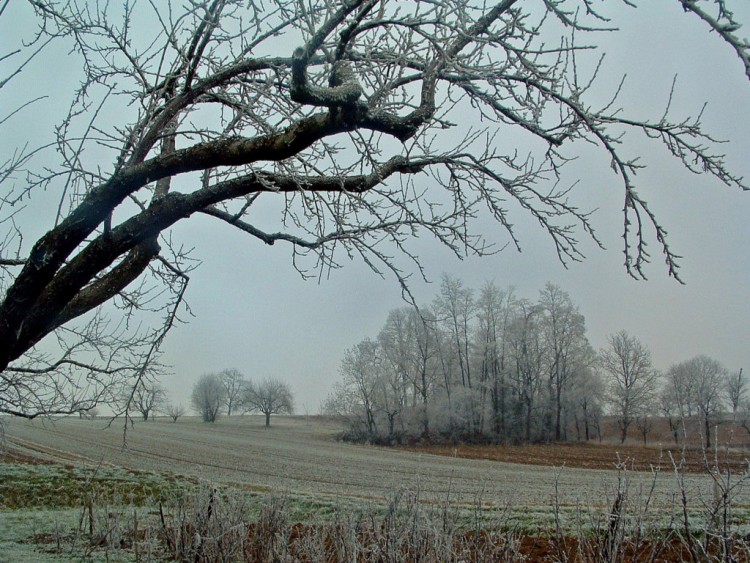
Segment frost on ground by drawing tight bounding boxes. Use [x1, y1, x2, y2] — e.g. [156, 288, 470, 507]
[2, 415, 750, 561]
[0, 507, 164, 563]
[4, 415, 748, 513]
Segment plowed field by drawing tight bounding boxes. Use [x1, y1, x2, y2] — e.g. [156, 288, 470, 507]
[4, 415, 749, 518]
[404, 441, 750, 473]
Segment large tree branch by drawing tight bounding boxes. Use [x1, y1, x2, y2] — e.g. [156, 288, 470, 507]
[200, 206, 437, 251]
[289, 1, 372, 106]
[378, 0, 521, 141]
[5, 0, 521, 333]
[0, 111, 354, 357]
[8, 156, 429, 359]
[0, 257, 25, 266]
[291, 49, 363, 106]
[50, 240, 161, 335]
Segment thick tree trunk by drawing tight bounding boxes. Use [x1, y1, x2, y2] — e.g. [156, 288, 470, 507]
[555, 384, 563, 441]
[704, 413, 711, 449]
[619, 419, 628, 444]
[525, 399, 532, 442]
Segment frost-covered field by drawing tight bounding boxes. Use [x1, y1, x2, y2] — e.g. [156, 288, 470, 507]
[4, 415, 750, 561]
[5, 415, 746, 516]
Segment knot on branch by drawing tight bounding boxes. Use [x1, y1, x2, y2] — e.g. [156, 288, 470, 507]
[291, 47, 362, 107]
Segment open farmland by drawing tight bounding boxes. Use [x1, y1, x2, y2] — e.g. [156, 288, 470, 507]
[4, 416, 750, 561]
[4, 415, 749, 519]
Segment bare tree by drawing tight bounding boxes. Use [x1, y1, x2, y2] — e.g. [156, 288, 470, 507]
[243, 378, 294, 427]
[219, 368, 247, 416]
[475, 282, 516, 439]
[668, 355, 727, 448]
[635, 411, 656, 446]
[724, 368, 750, 437]
[336, 338, 384, 438]
[664, 361, 699, 419]
[2, 1, 749, 419]
[569, 367, 604, 442]
[378, 308, 412, 422]
[634, 391, 659, 446]
[660, 384, 685, 446]
[507, 300, 545, 442]
[166, 403, 186, 423]
[726, 368, 746, 416]
[600, 331, 660, 444]
[129, 382, 167, 421]
[538, 283, 591, 441]
[378, 307, 437, 437]
[692, 355, 727, 449]
[434, 275, 476, 392]
[191, 373, 226, 423]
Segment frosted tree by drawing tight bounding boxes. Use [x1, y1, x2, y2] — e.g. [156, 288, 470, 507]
[243, 377, 294, 427]
[600, 331, 660, 444]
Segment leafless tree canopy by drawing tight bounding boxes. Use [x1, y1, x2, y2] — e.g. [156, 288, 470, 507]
[129, 381, 167, 421]
[600, 330, 661, 444]
[328, 279, 598, 444]
[662, 355, 728, 448]
[191, 373, 226, 423]
[219, 368, 248, 416]
[166, 402, 186, 423]
[243, 377, 294, 426]
[328, 281, 745, 445]
[1, 1, 748, 418]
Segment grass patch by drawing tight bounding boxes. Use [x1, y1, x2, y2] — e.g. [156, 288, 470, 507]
[0, 462, 192, 510]
[1, 508, 131, 562]
[0, 459, 196, 562]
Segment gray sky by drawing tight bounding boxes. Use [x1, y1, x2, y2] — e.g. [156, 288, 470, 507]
[2, 2, 749, 413]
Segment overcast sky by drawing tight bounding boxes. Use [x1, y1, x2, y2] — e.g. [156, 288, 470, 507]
[2, 2, 749, 413]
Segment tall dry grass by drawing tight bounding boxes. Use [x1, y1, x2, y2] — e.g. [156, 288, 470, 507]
[72, 453, 749, 562]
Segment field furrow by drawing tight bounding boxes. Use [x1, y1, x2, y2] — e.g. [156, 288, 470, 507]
[4, 415, 746, 515]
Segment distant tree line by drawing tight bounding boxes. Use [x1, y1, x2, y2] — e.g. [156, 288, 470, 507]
[119, 369, 294, 426]
[325, 275, 747, 446]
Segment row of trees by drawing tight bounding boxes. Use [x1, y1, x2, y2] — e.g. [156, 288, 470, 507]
[190, 370, 294, 426]
[600, 332, 747, 448]
[325, 276, 746, 445]
[325, 277, 598, 443]
[124, 369, 294, 426]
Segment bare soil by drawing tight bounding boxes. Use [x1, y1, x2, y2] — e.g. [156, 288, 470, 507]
[0, 448, 51, 464]
[5, 436, 748, 475]
[258, 524, 750, 563]
[402, 441, 750, 474]
[402, 418, 750, 474]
